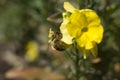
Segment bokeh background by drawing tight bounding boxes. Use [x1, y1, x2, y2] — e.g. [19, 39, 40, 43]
[0, 0, 120, 80]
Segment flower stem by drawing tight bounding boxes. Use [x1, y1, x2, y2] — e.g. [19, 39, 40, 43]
[78, 0, 82, 9]
[73, 42, 80, 80]
[76, 50, 80, 80]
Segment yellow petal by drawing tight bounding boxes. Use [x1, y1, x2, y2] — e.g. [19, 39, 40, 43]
[60, 19, 73, 44]
[80, 9, 100, 24]
[66, 10, 87, 38]
[85, 40, 94, 49]
[64, 2, 76, 12]
[60, 12, 73, 44]
[76, 33, 87, 48]
[87, 23, 104, 43]
[76, 33, 94, 50]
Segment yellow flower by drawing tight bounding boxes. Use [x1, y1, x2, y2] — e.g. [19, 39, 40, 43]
[60, 2, 104, 58]
[25, 41, 39, 62]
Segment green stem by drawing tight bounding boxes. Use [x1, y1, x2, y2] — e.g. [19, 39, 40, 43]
[73, 42, 80, 80]
[76, 50, 80, 80]
[78, 0, 82, 9]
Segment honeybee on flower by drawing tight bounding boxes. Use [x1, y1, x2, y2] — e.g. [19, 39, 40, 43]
[48, 2, 104, 59]
[48, 28, 71, 51]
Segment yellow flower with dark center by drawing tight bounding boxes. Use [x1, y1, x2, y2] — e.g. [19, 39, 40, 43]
[60, 2, 104, 59]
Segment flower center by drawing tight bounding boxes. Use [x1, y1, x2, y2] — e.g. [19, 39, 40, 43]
[81, 27, 88, 32]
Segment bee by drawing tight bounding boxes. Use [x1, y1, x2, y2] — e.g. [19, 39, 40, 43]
[48, 28, 68, 51]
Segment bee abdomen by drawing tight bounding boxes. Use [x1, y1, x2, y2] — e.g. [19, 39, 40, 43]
[53, 40, 66, 51]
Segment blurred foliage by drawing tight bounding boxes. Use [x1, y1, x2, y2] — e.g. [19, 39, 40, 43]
[0, 0, 120, 80]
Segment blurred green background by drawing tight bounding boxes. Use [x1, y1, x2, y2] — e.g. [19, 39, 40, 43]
[0, 0, 120, 80]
